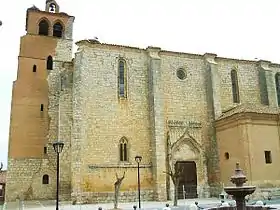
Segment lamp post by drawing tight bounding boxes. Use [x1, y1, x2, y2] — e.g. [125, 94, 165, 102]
[53, 141, 64, 210]
[135, 155, 142, 209]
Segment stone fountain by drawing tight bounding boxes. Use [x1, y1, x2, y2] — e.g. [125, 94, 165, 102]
[224, 162, 256, 210]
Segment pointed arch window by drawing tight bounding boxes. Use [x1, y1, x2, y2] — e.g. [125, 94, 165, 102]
[53, 22, 63, 38]
[42, 174, 49, 184]
[259, 69, 269, 105]
[230, 69, 240, 103]
[275, 73, 280, 107]
[38, 19, 49, 36]
[118, 60, 127, 98]
[47, 56, 53, 70]
[119, 137, 128, 162]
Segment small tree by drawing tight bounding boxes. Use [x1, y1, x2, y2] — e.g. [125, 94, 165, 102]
[164, 132, 184, 206]
[114, 171, 125, 209]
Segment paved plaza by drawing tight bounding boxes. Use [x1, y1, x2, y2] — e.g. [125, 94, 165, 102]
[1, 198, 280, 210]
[1, 198, 221, 210]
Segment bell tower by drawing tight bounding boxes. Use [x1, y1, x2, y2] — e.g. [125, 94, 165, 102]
[45, 0, 60, 13]
[6, 0, 74, 201]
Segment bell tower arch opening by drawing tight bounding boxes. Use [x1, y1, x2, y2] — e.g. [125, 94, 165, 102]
[53, 22, 63, 38]
[45, 0, 60, 13]
[38, 19, 49, 36]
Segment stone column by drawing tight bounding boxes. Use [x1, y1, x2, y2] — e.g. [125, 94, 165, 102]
[203, 53, 221, 119]
[257, 60, 277, 108]
[70, 49, 85, 204]
[203, 53, 221, 194]
[146, 46, 167, 201]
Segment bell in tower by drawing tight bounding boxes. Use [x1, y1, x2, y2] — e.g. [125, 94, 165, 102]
[45, 0, 60, 13]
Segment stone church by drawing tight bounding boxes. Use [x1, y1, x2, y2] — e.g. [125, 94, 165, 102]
[5, 0, 280, 203]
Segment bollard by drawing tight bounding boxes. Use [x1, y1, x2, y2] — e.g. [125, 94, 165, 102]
[19, 199, 24, 210]
[163, 203, 171, 210]
[133, 205, 137, 210]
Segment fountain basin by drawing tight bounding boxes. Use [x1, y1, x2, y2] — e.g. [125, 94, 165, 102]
[224, 186, 256, 197]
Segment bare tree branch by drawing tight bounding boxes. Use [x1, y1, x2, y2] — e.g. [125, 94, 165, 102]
[114, 171, 126, 209]
[165, 127, 189, 206]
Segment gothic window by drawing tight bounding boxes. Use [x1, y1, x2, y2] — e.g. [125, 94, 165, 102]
[33, 65, 37, 72]
[42, 174, 49, 184]
[53, 22, 63, 38]
[118, 60, 127, 98]
[230, 69, 240, 103]
[38, 19, 49, 36]
[47, 56, 53, 70]
[275, 73, 280, 107]
[259, 69, 269, 105]
[119, 137, 128, 162]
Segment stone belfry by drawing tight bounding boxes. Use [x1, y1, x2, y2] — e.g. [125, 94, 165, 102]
[5, 0, 74, 201]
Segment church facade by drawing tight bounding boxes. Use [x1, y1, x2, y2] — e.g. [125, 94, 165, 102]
[5, 0, 280, 203]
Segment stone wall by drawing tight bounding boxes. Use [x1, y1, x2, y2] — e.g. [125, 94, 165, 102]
[46, 38, 74, 200]
[71, 43, 154, 203]
[215, 58, 280, 111]
[73, 190, 154, 204]
[5, 159, 56, 201]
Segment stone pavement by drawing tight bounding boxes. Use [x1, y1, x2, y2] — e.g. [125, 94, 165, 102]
[3, 198, 221, 210]
[3, 198, 280, 210]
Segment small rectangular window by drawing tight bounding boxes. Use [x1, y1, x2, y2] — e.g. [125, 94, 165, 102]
[33, 65, 37, 72]
[44, 147, 47, 154]
[264, 151, 272, 164]
[40, 104, 44, 111]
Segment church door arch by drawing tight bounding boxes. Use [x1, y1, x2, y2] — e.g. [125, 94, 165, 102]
[175, 161, 198, 199]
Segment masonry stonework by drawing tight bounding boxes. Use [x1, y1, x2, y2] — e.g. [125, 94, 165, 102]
[6, 0, 280, 204]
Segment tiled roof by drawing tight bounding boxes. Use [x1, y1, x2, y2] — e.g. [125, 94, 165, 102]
[74, 40, 280, 65]
[217, 103, 280, 121]
[76, 39, 144, 51]
[0, 171, 6, 184]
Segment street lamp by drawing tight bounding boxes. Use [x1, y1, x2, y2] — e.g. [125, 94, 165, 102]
[53, 141, 64, 210]
[135, 155, 142, 209]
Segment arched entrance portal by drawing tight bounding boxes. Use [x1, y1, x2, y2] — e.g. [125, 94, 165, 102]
[176, 161, 197, 199]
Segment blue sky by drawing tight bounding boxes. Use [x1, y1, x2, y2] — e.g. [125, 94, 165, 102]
[1, 0, 280, 169]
